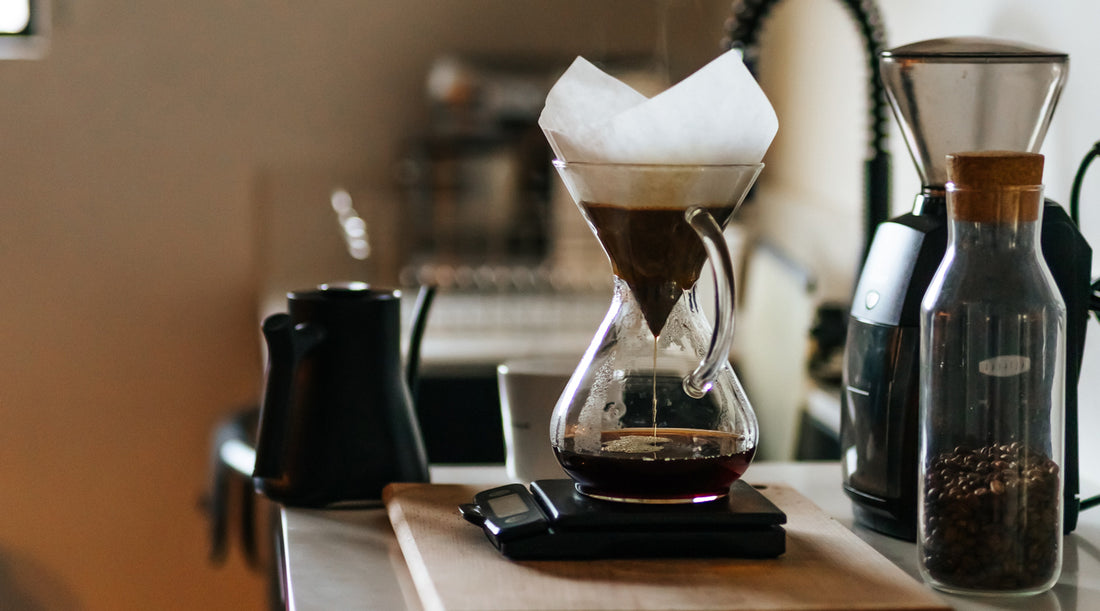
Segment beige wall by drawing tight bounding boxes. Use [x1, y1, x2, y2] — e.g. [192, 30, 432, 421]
[0, 1, 731, 608]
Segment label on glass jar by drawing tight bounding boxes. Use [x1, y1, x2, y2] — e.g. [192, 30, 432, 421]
[978, 355, 1031, 377]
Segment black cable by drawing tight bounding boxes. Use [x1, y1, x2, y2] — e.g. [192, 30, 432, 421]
[723, 0, 891, 264]
[1071, 142, 1100, 327]
[1071, 141, 1100, 512]
[1070, 140, 1100, 226]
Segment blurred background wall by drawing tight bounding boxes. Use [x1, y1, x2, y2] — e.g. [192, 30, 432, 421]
[0, 1, 730, 608]
[0, 0, 1098, 609]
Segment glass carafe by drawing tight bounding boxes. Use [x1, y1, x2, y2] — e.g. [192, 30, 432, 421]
[549, 161, 762, 503]
[919, 152, 1065, 594]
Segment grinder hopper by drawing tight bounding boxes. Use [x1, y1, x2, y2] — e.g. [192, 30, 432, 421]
[883, 37, 1066, 193]
[841, 37, 1090, 540]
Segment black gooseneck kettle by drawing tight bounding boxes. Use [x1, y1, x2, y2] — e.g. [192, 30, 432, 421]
[252, 282, 434, 507]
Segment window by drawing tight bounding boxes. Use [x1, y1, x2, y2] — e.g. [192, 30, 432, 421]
[0, 0, 47, 59]
[0, 1, 31, 34]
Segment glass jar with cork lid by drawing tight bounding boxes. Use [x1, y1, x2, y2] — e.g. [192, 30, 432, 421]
[919, 151, 1065, 595]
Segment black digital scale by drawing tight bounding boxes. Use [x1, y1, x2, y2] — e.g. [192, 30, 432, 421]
[459, 479, 786, 560]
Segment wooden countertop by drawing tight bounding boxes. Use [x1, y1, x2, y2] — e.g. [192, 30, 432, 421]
[280, 462, 1100, 610]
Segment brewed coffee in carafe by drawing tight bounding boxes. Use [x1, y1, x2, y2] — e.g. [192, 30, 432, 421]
[549, 162, 762, 503]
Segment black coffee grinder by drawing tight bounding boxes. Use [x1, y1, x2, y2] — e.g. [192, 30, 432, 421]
[840, 37, 1092, 540]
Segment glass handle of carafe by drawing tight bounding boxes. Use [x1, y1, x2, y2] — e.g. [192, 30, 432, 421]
[683, 207, 736, 399]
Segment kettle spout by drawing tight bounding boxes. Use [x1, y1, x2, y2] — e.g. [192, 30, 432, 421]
[253, 314, 324, 482]
[253, 314, 294, 481]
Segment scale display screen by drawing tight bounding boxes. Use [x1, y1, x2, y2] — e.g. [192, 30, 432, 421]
[487, 492, 529, 518]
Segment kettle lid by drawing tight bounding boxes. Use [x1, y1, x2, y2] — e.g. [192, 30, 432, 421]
[289, 281, 400, 302]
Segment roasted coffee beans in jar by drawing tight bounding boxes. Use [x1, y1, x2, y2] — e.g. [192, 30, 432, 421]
[919, 153, 1065, 595]
[921, 443, 1060, 591]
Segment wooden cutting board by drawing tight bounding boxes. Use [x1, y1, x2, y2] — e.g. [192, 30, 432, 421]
[384, 482, 950, 611]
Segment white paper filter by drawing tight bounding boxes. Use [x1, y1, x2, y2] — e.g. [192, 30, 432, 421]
[539, 51, 778, 167]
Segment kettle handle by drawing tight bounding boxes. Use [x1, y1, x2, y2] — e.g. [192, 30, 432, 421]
[253, 313, 324, 480]
[404, 285, 436, 403]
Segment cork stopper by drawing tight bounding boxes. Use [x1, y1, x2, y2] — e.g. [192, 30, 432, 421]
[946, 151, 1044, 222]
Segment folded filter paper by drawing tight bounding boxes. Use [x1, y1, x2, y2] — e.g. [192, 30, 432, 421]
[539, 50, 778, 167]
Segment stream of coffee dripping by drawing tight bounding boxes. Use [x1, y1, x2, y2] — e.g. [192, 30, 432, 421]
[652, 335, 659, 444]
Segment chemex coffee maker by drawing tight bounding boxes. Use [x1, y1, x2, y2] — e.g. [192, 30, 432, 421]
[841, 37, 1093, 540]
[462, 162, 785, 560]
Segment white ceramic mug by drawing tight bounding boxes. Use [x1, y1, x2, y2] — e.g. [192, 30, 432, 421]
[497, 358, 575, 483]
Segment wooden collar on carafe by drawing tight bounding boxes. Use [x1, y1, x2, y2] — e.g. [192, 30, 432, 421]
[946, 151, 1044, 223]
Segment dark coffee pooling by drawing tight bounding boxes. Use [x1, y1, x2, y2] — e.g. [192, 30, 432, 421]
[555, 428, 753, 501]
[581, 202, 736, 335]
